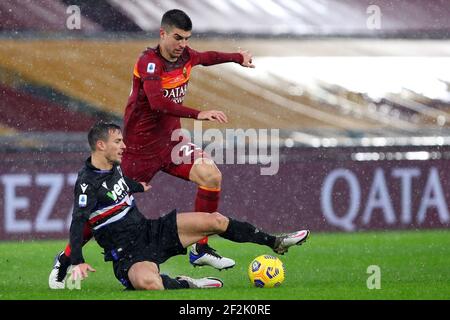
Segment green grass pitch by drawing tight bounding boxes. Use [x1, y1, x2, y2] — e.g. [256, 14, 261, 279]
[1, 230, 449, 300]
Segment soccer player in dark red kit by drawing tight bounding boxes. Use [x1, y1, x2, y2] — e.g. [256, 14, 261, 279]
[123, 8, 257, 269]
[49, 9, 255, 288]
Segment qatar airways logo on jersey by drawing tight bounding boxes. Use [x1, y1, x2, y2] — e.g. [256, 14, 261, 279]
[163, 83, 188, 104]
[171, 121, 281, 176]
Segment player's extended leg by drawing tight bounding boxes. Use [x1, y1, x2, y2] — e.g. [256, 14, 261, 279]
[48, 223, 93, 289]
[187, 158, 236, 269]
[176, 211, 310, 256]
[164, 144, 235, 270]
[127, 261, 223, 290]
[128, 261, 164, 290]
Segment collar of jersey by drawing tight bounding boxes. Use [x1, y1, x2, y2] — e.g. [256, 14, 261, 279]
[86, 157, 114, 174]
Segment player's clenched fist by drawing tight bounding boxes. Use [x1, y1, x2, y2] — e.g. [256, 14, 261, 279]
[239, 49, 255, 68]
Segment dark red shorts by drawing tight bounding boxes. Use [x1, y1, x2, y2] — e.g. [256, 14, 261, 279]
[121, 142, 208, 183]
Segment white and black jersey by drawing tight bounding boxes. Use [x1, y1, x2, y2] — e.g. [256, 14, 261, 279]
[69, 157, 145, 265]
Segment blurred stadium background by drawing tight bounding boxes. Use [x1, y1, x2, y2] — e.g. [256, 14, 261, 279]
[0, 0, 449, 299]
[0, 0, 450, 239]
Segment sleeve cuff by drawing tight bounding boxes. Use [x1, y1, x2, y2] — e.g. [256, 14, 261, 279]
[70, 257, 85, 265]
[235, 53, 244, 64]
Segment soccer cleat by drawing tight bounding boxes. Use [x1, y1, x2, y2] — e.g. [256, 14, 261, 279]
[189, 243, 236, 270]
[176, 276, 223, 289]
[48, 252, 71, 289]
[273, 230, 310, 255]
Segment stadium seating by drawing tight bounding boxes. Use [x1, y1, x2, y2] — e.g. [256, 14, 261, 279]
[1, 0, 450, 141]
[1, 38, 450, 137]
[0, 83, 97, 132]
[0, 123, 15, 136]
[3, 0, 450, 35]
[106, 0, 450, 37]
[0, 0, 101, 32]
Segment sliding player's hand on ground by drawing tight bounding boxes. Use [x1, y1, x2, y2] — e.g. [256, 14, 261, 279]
[197, 110, 228, 123]
[70, 263, 96, 281]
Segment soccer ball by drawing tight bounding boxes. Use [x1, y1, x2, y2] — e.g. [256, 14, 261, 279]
[248, 255, 285, 288]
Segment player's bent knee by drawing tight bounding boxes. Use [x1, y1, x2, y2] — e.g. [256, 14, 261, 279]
[195, 164, 222, 188]
[134, 273, 163, 291]
[208, 169, 222, 186]
[209, 212, 229, 233]
[129, 262, 164, 290]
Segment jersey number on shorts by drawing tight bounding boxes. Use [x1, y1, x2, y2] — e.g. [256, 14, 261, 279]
[180, 145, 194, 157]
[180, 143, 201, 157]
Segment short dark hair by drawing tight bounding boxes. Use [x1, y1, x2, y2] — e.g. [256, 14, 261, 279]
[161, 9, 192, 31]
[87, 121, 121, 151]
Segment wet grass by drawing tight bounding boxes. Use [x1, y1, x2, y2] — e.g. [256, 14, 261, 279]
[1, 230, 449, 300]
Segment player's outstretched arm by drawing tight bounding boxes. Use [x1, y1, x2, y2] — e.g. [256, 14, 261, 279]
[197, 110, 228, 123]
[190, 47, 255, 68]
[123, 176, 151, 193]
[69, 181, 97, 265]
[143, 80, 200, 119]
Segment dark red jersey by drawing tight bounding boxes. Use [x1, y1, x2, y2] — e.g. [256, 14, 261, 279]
[123, 45, 243, 156]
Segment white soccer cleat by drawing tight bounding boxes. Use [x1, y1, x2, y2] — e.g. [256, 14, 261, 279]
[273, 230, 310, 255]
[189, 243, 235, 270]
[176, 276, 223, 289]
[49, 268, 65, 289]
[48, 252, 70, 289]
